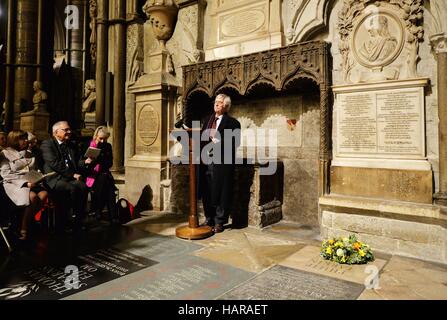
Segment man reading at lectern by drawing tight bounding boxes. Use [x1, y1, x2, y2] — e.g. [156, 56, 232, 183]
[199, 94, 241, 233]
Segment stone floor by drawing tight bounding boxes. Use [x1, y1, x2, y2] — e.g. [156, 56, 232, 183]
[0, 211, 446, 300]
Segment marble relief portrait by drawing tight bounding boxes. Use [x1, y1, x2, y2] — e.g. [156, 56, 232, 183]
[352, 12, 404, 69]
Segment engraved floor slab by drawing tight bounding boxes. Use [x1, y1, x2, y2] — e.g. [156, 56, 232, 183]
[358, 255, 447, 300]
[114, 233, 203, 263]
[279, 245, 388, 284]
[66, 255, 255, 300]
[0, 247, 156, 300]
[219, 265, 365, 300]
[194, 230, 304, 273]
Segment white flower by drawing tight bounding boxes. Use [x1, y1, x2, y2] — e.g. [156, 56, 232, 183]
[336, 249, 345, 257]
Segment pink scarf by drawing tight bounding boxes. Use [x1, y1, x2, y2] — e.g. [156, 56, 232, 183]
[86, 139, 101, 188]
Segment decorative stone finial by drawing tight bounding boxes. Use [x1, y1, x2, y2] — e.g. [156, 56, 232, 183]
[143, 0, 179, 49]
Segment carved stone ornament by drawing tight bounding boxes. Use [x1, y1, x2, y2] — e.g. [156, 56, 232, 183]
[338, 0, 424, 83]
[430, 33, 447, 54]
[143, 0, 179, 49]
[89, 0, 98, 64]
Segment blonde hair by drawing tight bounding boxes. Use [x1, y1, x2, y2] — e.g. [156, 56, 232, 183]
[7, 130, 28, 150]
[94, 126, 110, 139]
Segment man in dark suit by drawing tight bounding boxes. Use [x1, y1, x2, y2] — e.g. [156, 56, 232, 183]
[200, 94, 241, 233]
[41, 121, 92, 231]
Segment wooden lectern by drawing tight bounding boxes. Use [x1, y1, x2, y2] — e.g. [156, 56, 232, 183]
[176, 128, 214, 240]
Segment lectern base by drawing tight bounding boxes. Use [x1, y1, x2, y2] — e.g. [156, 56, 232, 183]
[176, 225, 214, 240]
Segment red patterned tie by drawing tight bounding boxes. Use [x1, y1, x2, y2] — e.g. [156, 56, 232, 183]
[210, 117, 218, 139]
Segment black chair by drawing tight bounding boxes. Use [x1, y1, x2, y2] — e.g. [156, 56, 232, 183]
[0, 184, 14, 252]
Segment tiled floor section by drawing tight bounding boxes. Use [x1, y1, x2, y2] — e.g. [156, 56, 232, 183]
[0, 213, 446, 300]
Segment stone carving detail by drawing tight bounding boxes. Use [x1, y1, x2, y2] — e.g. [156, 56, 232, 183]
[284, 0, 304, 41]
[143, 0, 179, 49]
[89, 0, 97, 64]
[183, 41, 331, 160]
[127, 24, 144, 85]
[338, 0, 424, 83]
[427, 0, 447, 54]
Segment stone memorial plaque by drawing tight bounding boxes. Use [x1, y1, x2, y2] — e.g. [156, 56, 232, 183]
[219, 265, 364, 300]
[137, 104, 159, 147]
[280, 246, 387, 285]
[66, 255, 254, 300]
[0, 248, 156, 300]
[337, 86, 425, 159]
[376, 91, 422, 154]
[220, 9, 266, 40]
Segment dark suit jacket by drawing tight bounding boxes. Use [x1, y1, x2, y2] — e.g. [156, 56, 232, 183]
[199, 113, 241, 209]
[41, 138, 87, 189]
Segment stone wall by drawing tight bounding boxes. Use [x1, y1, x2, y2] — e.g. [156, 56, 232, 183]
[321, 208, 447, 264]
[231, 93, 321, 227]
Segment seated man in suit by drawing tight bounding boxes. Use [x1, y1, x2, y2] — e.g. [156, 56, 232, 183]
[41, 121, 92, 232]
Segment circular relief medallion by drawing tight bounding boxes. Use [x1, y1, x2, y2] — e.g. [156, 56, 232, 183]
[352, 11, 404, 69]
[137, 105, 159, 146]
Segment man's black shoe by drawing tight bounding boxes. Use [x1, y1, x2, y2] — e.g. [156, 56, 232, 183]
[213, 224, 224, 233]
[201, 219, 215, 227]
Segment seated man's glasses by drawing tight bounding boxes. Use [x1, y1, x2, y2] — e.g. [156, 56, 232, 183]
[58, 128, 71, 132]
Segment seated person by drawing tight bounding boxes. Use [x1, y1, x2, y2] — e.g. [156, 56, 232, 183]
[41, 121, 92, 231]
[27, 131, 44, 172]
[0, 130, 48, 240]
[85, 126, 118, 223]
[0, 131, 6, 151]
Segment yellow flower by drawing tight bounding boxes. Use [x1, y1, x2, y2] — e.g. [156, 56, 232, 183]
[341, 256, 346, 263]
[328, 239, 335, 245]
[342, 237, 348, 242]
[326, 247, 332, 254]
[335, 241, 343, 248]
[359, 249, 366, 257]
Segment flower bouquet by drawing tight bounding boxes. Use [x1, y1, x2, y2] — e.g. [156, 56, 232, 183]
[321, 234, 374, 264]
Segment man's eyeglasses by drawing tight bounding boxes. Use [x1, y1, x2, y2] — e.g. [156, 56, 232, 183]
[58, 128, 71, 132]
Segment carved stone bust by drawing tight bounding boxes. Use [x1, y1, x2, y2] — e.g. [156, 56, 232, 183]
[82, 79, 96, 114]
[32, 81, 48, 112]
[82, 79, 96, 130]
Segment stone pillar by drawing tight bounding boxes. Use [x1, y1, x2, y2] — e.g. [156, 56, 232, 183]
[95, 0, 107, 125]
[13, 0, 38, 128]
[432, 34, 447, 206]
[4, 0, 16, 131]
[36, 0, 44, 82]
[111, 0, 127, 172]
[126, 1, 179, 210]
[70, 0, 85, 69]
[125, 0, 145, 166]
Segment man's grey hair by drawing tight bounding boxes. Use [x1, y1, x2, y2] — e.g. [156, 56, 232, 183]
[52, 121, 69, 133]
[216, 93, 232, 111]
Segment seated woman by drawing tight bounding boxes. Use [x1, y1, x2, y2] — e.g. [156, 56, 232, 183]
[85, 126, 118, 223]
[27, 131, 44, 172]
[0, 130, 48, 240]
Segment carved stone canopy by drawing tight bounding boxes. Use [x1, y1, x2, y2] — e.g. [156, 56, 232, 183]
[183, 41, 331, 98]
[182, 41, 333, 164]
